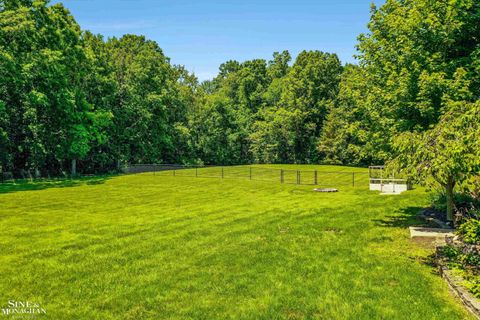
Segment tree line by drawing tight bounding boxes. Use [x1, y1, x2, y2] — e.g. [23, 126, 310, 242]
[1, 0, 479, 201]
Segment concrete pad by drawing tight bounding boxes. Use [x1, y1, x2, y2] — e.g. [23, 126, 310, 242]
[314, 188, 338, 193]
[409, 227, 455, 239]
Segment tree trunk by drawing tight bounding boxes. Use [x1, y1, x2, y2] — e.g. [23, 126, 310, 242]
[445, 176, 455, 223]
[71, 159, 77, 177]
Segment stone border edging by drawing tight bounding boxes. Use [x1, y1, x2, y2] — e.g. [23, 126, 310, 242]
[436, 247, 480, 319]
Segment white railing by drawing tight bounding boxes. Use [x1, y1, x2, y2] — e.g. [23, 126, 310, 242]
[369, 178, 409, 194]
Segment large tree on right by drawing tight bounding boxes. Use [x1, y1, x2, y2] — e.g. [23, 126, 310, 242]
[319, 0, 480, 166]
[392, 100, 480, 223]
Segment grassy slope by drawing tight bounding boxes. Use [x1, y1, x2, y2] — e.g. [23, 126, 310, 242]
[0, 165, 472, 319]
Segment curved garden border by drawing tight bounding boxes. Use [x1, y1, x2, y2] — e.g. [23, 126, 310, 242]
[436, 247, 480, 319]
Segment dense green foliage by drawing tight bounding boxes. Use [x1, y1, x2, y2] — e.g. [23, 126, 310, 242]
[321, 0, 480, 165]
[458, 218, 480, 245]
[0, 0, 111, 175]
[392, 101, 480, 220]
[199, 50, 342, 164]
[1, 0, 479, 186]
[0, 0, 197, 175]
[0, 165, 473, 319]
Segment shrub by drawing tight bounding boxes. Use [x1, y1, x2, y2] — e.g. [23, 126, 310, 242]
[457, 219, 480, 245]
[462, 175, 480, 200]
[430, 191, 479, 221]
[442, 245, 460, 260]
[470, 280, 480, 298]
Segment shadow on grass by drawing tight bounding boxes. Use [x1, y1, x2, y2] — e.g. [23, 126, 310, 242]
[408, 253, 441, 276]
[373, 206, 427, 228]
[0, 175, 116, 195]
[375, 207, 445, 276]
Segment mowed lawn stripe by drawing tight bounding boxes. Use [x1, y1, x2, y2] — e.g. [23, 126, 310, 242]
[0, 165, 473, 319]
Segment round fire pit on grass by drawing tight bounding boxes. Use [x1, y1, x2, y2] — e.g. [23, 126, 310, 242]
[314, 188, 338, 193]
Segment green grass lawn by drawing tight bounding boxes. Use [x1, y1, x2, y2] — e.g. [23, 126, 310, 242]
[0, 165, 472, 319]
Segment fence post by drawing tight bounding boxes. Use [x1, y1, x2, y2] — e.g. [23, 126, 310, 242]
[296, 170, 300, 185]
[280, 169, 284, 183]
[352, 172, 355, 187]
[249, 167, 252, 180]
[221, 167, 224, 179]
[314, 170, 318, 185]
[196, 167, 198, 177]
[173, 169, 176, 176]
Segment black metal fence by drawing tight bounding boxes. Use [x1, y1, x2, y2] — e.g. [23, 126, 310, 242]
[123, 164, 368, 187]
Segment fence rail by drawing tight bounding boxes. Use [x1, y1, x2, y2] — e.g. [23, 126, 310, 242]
[124, 164, 368, 187]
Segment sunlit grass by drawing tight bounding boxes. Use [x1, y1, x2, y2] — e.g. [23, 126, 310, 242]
[0, 165, 472, 319]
